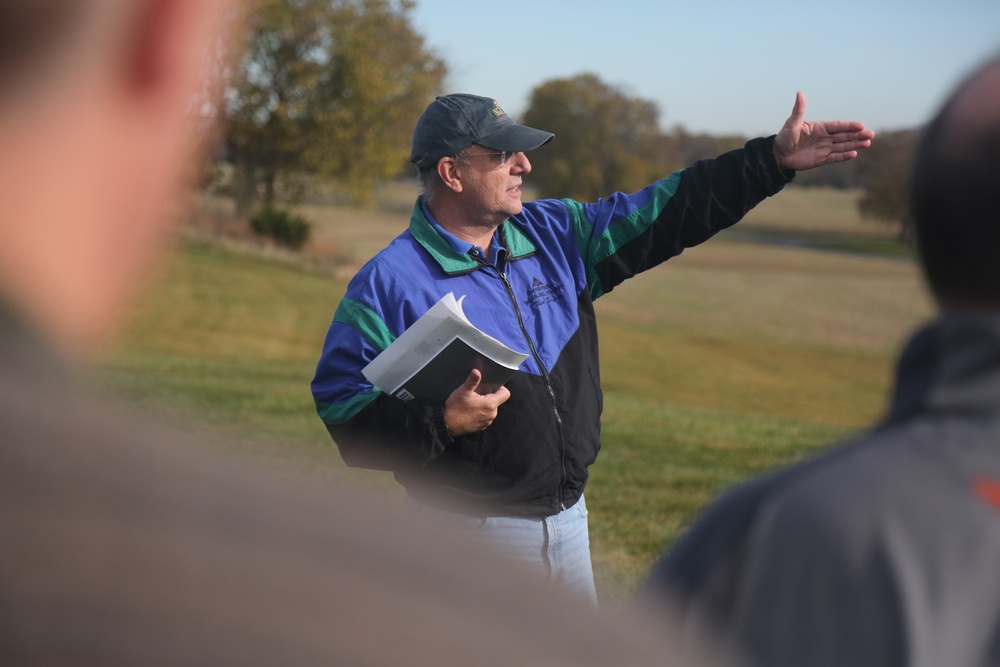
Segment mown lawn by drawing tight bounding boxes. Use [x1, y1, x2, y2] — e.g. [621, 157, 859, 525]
[95, 239, 387, 486]
[94, 187, 934, 607]
[587, 236, 931, 601]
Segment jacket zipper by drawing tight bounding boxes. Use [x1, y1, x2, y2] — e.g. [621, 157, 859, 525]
[488, 265, 569, 511]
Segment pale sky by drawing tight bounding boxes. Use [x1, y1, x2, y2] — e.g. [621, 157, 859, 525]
[410, 0, 1000, 137]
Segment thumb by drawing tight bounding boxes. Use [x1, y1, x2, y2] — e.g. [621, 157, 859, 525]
[461, 369, 483, 393]
[788, 91, 806, 126]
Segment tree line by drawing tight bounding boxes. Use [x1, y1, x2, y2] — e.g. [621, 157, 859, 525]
[224, 0, 446, 218]
[220, 0, 916, 244]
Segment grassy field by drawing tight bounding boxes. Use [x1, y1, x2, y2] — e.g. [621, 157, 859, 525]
[95, 184, 933, 606]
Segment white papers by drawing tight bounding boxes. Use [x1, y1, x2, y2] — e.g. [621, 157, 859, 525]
[362, 293, 529, 403]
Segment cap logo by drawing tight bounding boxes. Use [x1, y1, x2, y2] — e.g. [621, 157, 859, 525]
[491, 101, 506, 118]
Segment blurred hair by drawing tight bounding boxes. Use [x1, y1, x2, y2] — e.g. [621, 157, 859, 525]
[910, 54, 1000, 304]
[0, 0, 90, 92]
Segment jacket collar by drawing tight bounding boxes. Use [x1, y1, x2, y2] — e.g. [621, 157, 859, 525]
[408, 198, 537, 275]
[890, 313, 1000, 420]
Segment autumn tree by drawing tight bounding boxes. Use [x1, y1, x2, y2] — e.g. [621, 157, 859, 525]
[662, 125, 747, 168]
[521, 74, 671, 201]
[226, 0, 445, 215]
[855, 128, 919, 238]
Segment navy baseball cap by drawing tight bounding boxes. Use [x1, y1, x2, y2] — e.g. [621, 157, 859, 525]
[410, 94, 554, 170]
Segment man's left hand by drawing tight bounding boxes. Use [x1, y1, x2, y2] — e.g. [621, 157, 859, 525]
[774, 92, 875, 171]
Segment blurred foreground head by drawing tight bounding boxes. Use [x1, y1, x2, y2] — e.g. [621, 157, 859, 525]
[911, 53, 1000, 309]
[0, 2, 732, 665]
[0, 0, 235, 355]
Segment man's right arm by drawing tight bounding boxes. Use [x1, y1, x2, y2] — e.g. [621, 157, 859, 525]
[323, 390, 453, 471]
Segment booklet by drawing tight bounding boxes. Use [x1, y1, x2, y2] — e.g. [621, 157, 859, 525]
[362, 292, 529, 403]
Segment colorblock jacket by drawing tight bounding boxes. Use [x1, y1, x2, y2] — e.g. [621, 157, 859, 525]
[312, 136, 793, 517]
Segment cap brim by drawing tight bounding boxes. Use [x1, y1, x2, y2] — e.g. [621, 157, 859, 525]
[477, 124, 554, 153]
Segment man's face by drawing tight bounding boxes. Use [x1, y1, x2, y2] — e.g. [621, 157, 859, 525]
[454, 145, 532, 222]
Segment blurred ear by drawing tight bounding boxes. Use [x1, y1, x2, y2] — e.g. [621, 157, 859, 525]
[123, 0, 234, 111]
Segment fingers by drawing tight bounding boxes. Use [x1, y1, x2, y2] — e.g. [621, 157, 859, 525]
[443, 395, 503, 436]
[837, 130, 876, 147]
[816, 120, 872, 136]
[493, 385, 512, 405]
[825, 131, 875, 155]
[820, 151, 859, 164]
[444, 372, 511, 436]
[829, 139, 872, 154]
[829, 129, 875, 144]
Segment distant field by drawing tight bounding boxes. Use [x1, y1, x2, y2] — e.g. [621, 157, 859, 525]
[97, 185, 932, 606]
[741, 185, 886, 235]
[588, 237, 930, 600]
[200, 180, 902, 264]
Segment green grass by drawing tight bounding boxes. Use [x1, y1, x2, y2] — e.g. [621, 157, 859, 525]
[740, 186, 893, 237]
[589, 396, 849, 603]
[583, 234, 931, 603]
[95, 238, 389, 488]
[94, 186, 934, 607]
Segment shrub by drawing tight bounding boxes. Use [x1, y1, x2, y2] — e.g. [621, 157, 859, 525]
[250, 207, 312, 250]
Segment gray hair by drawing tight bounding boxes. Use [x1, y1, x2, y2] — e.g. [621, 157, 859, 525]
[418, 167, 443, 205]
[417, 152, 472, 205]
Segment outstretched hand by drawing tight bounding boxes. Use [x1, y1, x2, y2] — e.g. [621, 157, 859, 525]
[444, 369, 511, 437]
[773, 92, 875, 171]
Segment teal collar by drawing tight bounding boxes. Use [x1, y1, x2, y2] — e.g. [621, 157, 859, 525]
[409, 198, 537, 275]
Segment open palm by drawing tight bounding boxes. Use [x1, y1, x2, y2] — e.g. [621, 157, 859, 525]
[774, 92, 875, 171]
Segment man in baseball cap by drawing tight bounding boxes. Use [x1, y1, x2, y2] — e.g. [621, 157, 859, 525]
[313, 90, 873, 605]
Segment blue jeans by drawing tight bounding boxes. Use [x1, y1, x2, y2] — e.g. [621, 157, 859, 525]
[406, 494, 598, 606]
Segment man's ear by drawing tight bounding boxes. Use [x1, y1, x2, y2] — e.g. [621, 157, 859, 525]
[437, 158, 464, 194]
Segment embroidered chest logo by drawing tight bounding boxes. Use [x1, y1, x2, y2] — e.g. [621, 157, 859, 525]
[524, 277, 565, 307]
